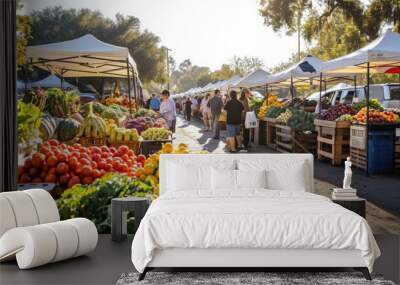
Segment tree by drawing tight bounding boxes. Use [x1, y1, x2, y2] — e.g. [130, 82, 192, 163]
[230, 56, 264, 75]
[28, 7, 166, 83]
[16, 1, 31, 68]
[178, 59, 192, 72]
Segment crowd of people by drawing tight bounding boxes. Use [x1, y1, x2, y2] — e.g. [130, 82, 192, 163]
[145, 88, 253, 153]
[175, 89, 253, 153]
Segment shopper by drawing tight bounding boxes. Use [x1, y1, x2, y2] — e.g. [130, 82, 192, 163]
[184, 97, 192, 121]
[224, 90, 244, 152]
[160, 89, 176, 132]
[207, 89, 224, 139]
[145, 95, 152, 109]
[200, 93, 211, 131]
[240, 88, 251, 149]
[149, 94, 160, 111]
[191, 96, 199, 118]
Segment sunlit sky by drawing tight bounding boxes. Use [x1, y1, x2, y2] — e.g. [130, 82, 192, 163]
[21, 0, 305, 71]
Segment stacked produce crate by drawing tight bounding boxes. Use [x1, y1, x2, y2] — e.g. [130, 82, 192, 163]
[265, 117, 277, 149]
[314, 119, 351, 165]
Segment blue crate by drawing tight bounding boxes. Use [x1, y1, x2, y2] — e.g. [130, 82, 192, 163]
[368, 131, 394, 173]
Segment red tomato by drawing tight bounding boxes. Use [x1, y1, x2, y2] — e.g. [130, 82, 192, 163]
[59, 143, 67, 149]
[72, 143, 82, 149]
[56, 162, 69, 174]
[32, 177, 42, 183]
[118, 145, 129, 154]
[80, 152, 90, 160]
[104, 163, 112, 172]
[74, 165, 83, 175]
[48, 167, 57, 175]
[24, 158, 32, 169]
[45, 174, 57, 183]
[91, 161, 98, 169]
[20, 173, 31, 183]
[101, 152, 109, 159]
[56, 152, 67, 162]
[121, 154, 130, 162]
[42, 163, 49, 172]
[81, 165, 93, 177]
[109, 147, 117, 153]
[92, 169, 102, 178]
[91, 153, 101, 162]
[100, 146, 109, 153]
[89, 146, 101, 154]
[79, 158, 90, 166]
[47, 155, 58, 167]
[68, 157, 79, 168]
[137, 154, 146, 164]
[82, 176, 93, 185]
[47, 139, 59, 146]
[100, 169, 106, 176]
[70, 151, 80, 158]
[68, 176, 80, 188]
[28, 167, 40, 178]
[97, 160, 106, 170]
[59, 173, 71, 185]
[31, 153, 45, 168]
[40, 171, 47, 179]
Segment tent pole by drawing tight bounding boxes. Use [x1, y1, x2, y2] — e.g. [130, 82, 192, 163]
[126, 59, 132, 114]
[319, 73, 322, 114]
[23, 64, 28, 94]
[60, 72, 64, 90]
[366, 62, 370, 175]
[354, 75, 357, 101]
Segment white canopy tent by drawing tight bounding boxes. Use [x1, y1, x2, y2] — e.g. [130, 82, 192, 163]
[322, 29, 400, 74]
[266, 55, 324, 86]
[220, 75, 242, 92]
[28, 74, 77, 89]
[233, 69, 270, 88]
[26, 34, 141, 111]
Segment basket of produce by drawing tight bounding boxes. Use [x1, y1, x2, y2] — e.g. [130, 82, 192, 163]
[108, 125, 141, 154]
[140, 127, 173, 156]
[77, 102, 108, 146]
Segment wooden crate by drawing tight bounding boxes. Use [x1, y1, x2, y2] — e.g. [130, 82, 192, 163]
[275, 124, 316, 154]
[314, 119, 351, 166]
[264, 117, 277, 149]
[350, 147, 367, 170]
[109, 140, 140, 154]
[140, 139, 172, 156]
[79, 137, 107, 147]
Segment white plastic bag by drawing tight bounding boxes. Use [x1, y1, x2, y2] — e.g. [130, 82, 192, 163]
[245, 111, 258, 129]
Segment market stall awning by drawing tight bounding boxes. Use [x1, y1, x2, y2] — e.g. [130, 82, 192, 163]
[233, 69, 270, 88]
[26, 34, 138, 78]
[28, 74, 77, 89]
[322, 29, 400, 74]
[266, 55, 324, 85]
[220, 75, 242, 92]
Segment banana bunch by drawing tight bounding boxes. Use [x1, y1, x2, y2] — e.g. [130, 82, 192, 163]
[109, 126, 139, 143]
[141, 127, 172, 141]
[77, 102, 107, 138]
[275, 109, 292, 124]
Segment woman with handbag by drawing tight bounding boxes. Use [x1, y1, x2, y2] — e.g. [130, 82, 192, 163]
[240, 89, 251, 150]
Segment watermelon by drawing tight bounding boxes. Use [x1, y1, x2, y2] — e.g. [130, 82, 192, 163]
[57, 118, 81, 142]
[39, 114, 58, 140]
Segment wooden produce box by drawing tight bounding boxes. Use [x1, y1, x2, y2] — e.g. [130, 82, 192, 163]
[314, 119, 351, 166]
[264, 117, 277, 149]
[275, 124, 317, 154]
[79, 137, 107, 147]
[109, 140, 140, 154]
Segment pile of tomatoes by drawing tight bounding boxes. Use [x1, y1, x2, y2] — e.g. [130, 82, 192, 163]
[18, 139, 146, 188]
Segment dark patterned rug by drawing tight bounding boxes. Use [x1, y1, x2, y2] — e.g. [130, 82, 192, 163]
[116, 272, 395, 285]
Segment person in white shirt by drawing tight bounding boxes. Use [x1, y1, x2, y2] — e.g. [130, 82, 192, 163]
[160, 89, 176, 132]
[200, 93, 211, 131]
[191, 97, 199, 117]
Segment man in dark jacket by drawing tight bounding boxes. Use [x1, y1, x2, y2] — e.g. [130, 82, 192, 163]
[224, 90, 244, 152]
[207, 89, 224, 139]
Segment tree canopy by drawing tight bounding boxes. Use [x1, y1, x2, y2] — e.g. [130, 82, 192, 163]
[26, 7, 167, 84]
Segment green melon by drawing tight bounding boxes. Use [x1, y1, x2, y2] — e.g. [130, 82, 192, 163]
[57, 118, 81, 141]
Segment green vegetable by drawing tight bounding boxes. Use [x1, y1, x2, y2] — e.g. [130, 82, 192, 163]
[353, 99, 383, 112]
[57, 118, 81, 141]
[57, 174, 153, 233]
[287, 109, 316, 131]
[17, 100, 43, 143]
[265, 106, 285, 118]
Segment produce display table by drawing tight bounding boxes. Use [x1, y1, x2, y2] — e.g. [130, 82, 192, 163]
[111, 197, 150, 242]
[140, 139, 172, 156]
[350, 123, 397, 173]
[275, 124, 317, 154]
[257, 119, 267, 145]
[109, 140, 140, 154]
[314, 119, 351, 166]
[79, 137, 107, 147]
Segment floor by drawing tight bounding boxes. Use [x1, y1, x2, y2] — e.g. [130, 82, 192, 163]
[1, 235, 399, 285]
[175, 115, 400, 234]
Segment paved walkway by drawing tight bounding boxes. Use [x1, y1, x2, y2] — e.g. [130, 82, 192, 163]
[173, 115, 400, 234]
